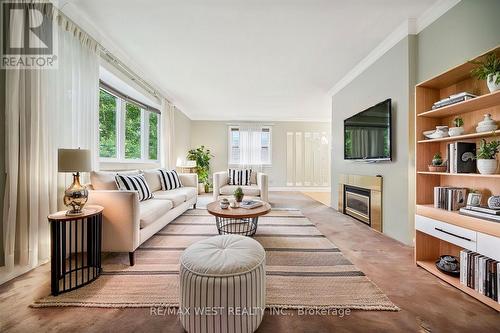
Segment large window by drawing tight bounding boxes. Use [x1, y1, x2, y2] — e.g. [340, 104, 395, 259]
[99, 87, 160, 162]
[228, 126, 272, 166]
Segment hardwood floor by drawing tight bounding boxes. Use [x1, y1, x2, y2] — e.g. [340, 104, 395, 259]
[0, 192, 498, 332]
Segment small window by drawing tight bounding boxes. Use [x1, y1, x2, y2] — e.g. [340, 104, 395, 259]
[228, 126, 272, 165]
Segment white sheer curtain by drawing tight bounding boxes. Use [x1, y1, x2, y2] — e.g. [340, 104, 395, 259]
[160, 100, 176, 169]
[1, 9, 99, 284]
[235, 126, 264, 172]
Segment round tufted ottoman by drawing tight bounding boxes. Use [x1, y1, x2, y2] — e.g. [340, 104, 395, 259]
[179, 234, 266, 333]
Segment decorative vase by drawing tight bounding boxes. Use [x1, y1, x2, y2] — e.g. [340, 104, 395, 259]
[220, 198, 230, 209]
[448, 127, 465, 137]
[197, 183, 205, 194]
[476, 113, 498, 133]
[477, 159, 498, 175]
[487, 73, 500, 92]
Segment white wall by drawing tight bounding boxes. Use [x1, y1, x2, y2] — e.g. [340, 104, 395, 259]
[173, 107, 192, 166]
[191, 121, 330, 187]
[331, 36, 414, 245]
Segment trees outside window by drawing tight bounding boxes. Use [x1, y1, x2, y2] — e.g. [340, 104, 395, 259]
[98, 88, 160, 162]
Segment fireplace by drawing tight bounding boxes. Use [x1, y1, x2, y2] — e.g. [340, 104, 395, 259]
[344, 186, 371, 225]
[338, 174, 382, 232]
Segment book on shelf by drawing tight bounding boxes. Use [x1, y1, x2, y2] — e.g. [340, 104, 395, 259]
[446, 142, 476, 173]
[467, 205, 500, 215]
[433, 187, 467, 211]
[459, 207, 500, 222]
[460, 249, 498, 303]
[240, 200, 263, 209]
[431, 92, 477, 109]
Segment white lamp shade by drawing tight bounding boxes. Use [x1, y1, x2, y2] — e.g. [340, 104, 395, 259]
[58, 148, 92, 172]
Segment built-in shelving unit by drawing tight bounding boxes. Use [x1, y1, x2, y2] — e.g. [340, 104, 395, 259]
[415, 45, 500, 311]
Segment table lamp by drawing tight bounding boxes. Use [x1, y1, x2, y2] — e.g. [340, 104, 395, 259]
[58, 148, 91, 216]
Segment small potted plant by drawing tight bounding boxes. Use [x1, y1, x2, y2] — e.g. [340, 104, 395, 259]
[234, 187, 244, 203]
[449, 117, 464, 137]
[476, 139, 500, 174]
[470, 52, 500, 92]
[428, 152, 447, 172]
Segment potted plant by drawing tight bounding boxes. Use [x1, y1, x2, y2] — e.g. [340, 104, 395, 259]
[428, 152, 447, 172]
[476, 139, 500, 174]
[449, 117, 465, 137]
[234, 187, 244, 203]
[187, 145, 214, 193]
[470, 52, 500, 92]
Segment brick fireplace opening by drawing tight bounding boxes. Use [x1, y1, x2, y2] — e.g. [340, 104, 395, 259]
[338, 174, 382, 232]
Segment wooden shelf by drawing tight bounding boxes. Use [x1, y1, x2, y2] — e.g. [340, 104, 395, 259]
[417, 129, 500, 143]
[418, 90, 500, 118]
[416, 204, 500, 238]
[415, 46, 500, 312]
[417, 171, 500, 178]
[416, 260, 500, 312]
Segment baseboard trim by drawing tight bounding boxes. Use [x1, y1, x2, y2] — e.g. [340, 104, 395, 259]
[269, 187, 331, 192]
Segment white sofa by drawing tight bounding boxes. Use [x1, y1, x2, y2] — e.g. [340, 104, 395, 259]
[213, 170, 268, 202]
[87, 169, 197, 265]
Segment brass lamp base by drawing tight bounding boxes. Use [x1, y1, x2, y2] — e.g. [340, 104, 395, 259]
[64, 172, 89, 216]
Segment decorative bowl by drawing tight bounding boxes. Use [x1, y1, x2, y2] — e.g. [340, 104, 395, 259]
[435, 255, 460, 276]
[424, 126, 449, 139]
[428, 165, 447, 172]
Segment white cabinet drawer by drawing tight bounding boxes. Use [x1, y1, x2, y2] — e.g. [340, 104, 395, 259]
[415, 215, 477, 251]
[477, 232, 500, 261]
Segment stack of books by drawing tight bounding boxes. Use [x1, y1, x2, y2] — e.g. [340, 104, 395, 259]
[434, 187, 467, 211]
[431, 92, 477, 109]
[240, 200, 263, 210]
[460, 250, 499, 303]
[459, 206, 500, 222]
[447, 142, 476, 173]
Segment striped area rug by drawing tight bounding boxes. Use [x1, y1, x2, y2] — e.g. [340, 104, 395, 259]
[33, 209, 398, 311]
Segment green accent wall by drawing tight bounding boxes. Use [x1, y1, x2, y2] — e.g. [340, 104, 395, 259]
[417, 0, 500, 83]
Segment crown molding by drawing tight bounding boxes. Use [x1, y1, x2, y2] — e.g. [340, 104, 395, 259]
[328, 0, 461, 97]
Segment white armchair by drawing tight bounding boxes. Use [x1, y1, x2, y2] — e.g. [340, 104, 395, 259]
[213, 170, 269, 202]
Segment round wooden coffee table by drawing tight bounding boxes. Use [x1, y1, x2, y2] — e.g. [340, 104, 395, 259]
[207, 201, 271, 237]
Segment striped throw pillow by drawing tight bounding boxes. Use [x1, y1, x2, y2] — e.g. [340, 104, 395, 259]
[115, 173, 153, 202]
[159, 169, 183, 190]
[228, 168, 252, 186]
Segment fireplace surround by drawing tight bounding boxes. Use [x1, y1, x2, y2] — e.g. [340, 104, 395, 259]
[338, 174, 382, 232]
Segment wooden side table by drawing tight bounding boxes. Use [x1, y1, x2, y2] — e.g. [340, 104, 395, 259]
[48, 205, 103, 296]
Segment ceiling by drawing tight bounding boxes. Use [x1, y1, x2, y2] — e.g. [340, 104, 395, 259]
[66, 0, 438, 121]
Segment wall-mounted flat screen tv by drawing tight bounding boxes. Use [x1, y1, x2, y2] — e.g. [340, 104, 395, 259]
[344, 98, 392, 161]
